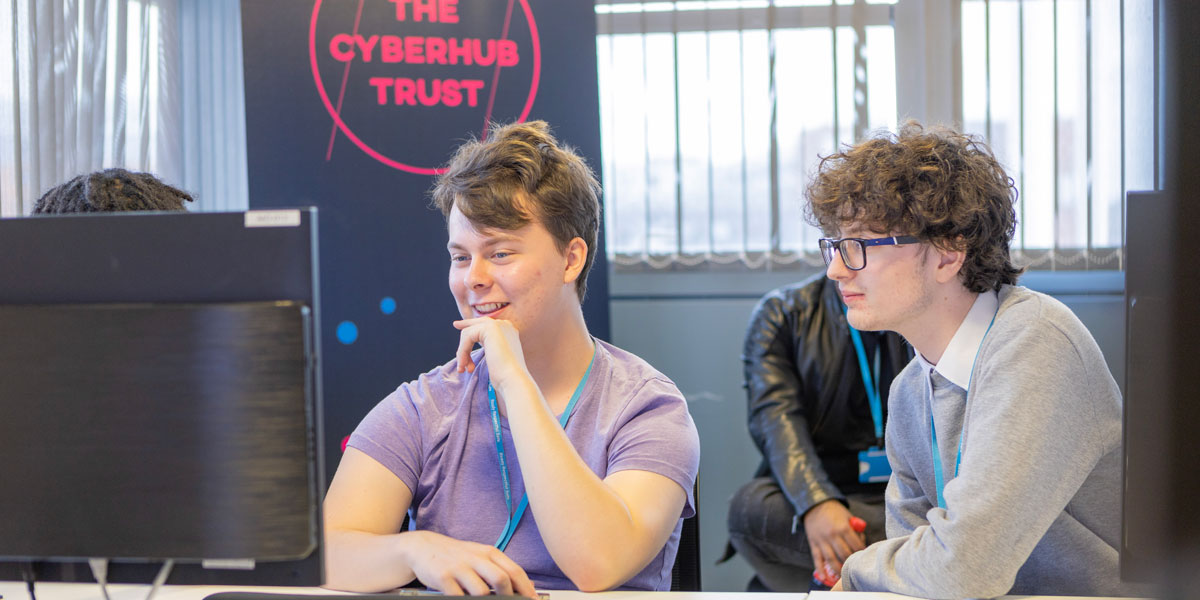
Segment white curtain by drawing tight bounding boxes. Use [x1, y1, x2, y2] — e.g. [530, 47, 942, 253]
[0, 0, 248, 216]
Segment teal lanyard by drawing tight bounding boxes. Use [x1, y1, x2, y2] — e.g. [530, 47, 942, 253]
[930, 310, 998, 510]
[845, 307, 883, 446]
[487, 348, 596, 551]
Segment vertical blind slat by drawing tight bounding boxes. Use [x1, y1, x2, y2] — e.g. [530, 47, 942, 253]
[594, 0, 1142, 271]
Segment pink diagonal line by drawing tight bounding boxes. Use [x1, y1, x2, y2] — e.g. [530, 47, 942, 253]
[326, 0, 367, 161]
[481, 0, 517, 140]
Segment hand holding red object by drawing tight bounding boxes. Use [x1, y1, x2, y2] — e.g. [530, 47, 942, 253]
[812, 515, 868, 588]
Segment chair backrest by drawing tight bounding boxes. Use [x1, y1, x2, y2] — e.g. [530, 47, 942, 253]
[670, 478, 702, 591]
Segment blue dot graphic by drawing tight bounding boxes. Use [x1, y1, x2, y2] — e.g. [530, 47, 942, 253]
[380, 296, 397, 315]
[336, 321, 358, 345]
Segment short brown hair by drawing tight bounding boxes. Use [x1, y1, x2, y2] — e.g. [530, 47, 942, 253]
[804, 121, 1022, 293]
[432, 120, 601, 302]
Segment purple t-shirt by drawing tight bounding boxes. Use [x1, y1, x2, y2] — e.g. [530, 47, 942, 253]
[348, 339, 700, 591]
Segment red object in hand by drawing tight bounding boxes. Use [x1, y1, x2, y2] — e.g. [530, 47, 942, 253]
[849, 516, 867, 533]
[813, 569, 835, 587]
[813, 517, 867, 588]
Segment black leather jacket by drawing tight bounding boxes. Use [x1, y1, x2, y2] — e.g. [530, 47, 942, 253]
[743, 274, 913, 516]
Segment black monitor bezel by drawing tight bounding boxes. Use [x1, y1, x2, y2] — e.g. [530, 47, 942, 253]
[0, 210, 325, 586]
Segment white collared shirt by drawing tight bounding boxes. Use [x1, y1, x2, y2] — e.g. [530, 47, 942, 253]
[915, 290, 1000, 390]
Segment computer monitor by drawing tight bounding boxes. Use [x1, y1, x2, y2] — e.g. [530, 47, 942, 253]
[0, 209, 324, 586]
[1121, 190, 1172, 586]
[1121, 1, 1200, 597]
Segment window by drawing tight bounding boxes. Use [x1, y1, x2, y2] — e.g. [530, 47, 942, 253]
[598, 0, 1155, 271]
[0, 0, 248, 216]
[961, 0, 1155, 270]
[596, 0, 898, 268]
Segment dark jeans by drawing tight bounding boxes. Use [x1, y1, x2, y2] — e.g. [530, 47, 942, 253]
[727, 476, 886, 592]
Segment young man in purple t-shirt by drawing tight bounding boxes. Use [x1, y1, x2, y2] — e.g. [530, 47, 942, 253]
[322, 121, 700, 596]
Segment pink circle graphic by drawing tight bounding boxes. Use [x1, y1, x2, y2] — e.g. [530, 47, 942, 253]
[309, 0, 542, 175]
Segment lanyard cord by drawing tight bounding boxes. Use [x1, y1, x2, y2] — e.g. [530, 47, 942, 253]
[930, 310, 999, 510]
[488, 347, 597, 551]
[846, 307, 884, 446]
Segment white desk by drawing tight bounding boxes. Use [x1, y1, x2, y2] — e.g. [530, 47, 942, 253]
[4, 584, 800, 600]
[808, 593, 1143, 600]
[0, 582, 1152, 600]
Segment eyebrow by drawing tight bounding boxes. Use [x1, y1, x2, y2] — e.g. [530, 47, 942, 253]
[447, 231, 522, 251]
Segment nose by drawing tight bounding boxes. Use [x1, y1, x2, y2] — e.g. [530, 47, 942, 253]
[464, 256, 491, 289]
[825, 250, 853, 281]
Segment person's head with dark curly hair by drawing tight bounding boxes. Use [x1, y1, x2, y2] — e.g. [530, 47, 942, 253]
[804, 121, 1022, 342]
[32, 168, 194, 214]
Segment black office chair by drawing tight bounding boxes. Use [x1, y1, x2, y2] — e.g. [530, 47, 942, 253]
[670, 478, 702, 591]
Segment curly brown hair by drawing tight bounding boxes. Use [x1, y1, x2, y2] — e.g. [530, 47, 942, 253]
[432, 120, 601, 302]
[804, 121, 1022, 293]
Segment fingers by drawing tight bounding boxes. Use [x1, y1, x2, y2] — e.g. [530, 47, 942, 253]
[432, 573, 465, 596]
[428, 561, 496, 597]
[819, 531, 866, 588]
[812, 535, 848, 569]
[452, 318, 496, 374]
[455, 327, 479, 373]
[810, 539, 830, 586]
[452, 317, 489, 330]
[469, 554, 517, 596]
[453, 567, 494, 597]
[451, 319, 529, 388]
[849, 527, 867, 551]
[418, 542, 534, 599]
[830, 534, 856, 565]
[825, 552, 845, 577]
[489, 549, 538, 598]
[811, 537, 851, 586]
[804, 506, 870, 587]
[513, 575, 539, 599]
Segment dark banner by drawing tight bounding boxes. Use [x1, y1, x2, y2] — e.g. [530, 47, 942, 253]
[241, 0, 609, 483]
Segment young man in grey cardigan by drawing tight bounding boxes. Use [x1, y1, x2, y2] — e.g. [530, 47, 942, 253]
[807, 122, 1135, 598]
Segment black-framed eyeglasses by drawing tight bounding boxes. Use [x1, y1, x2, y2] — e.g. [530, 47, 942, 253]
[818, 235, 920, 270]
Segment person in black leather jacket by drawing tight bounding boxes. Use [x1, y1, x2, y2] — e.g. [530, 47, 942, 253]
[726, 272, 912, 591]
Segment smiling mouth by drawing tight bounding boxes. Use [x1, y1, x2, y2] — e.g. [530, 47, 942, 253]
[473, 302, 509, 316]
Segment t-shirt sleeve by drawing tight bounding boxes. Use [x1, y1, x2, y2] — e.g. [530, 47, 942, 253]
[345, 383, 424, 495]
[606, 376, 701, 518]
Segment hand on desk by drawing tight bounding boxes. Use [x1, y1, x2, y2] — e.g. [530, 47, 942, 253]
[404, 530, 538, 599]
[805, 499, 866, 587]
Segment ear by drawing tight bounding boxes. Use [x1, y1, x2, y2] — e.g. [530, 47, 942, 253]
[563, 237, 588, 285]
[933, 240, 967, 285]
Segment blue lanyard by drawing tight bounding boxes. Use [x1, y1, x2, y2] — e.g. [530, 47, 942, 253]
[845, 308, 883, 446]
[930, 310, 998, 510]
[487, 347, 596, 551]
